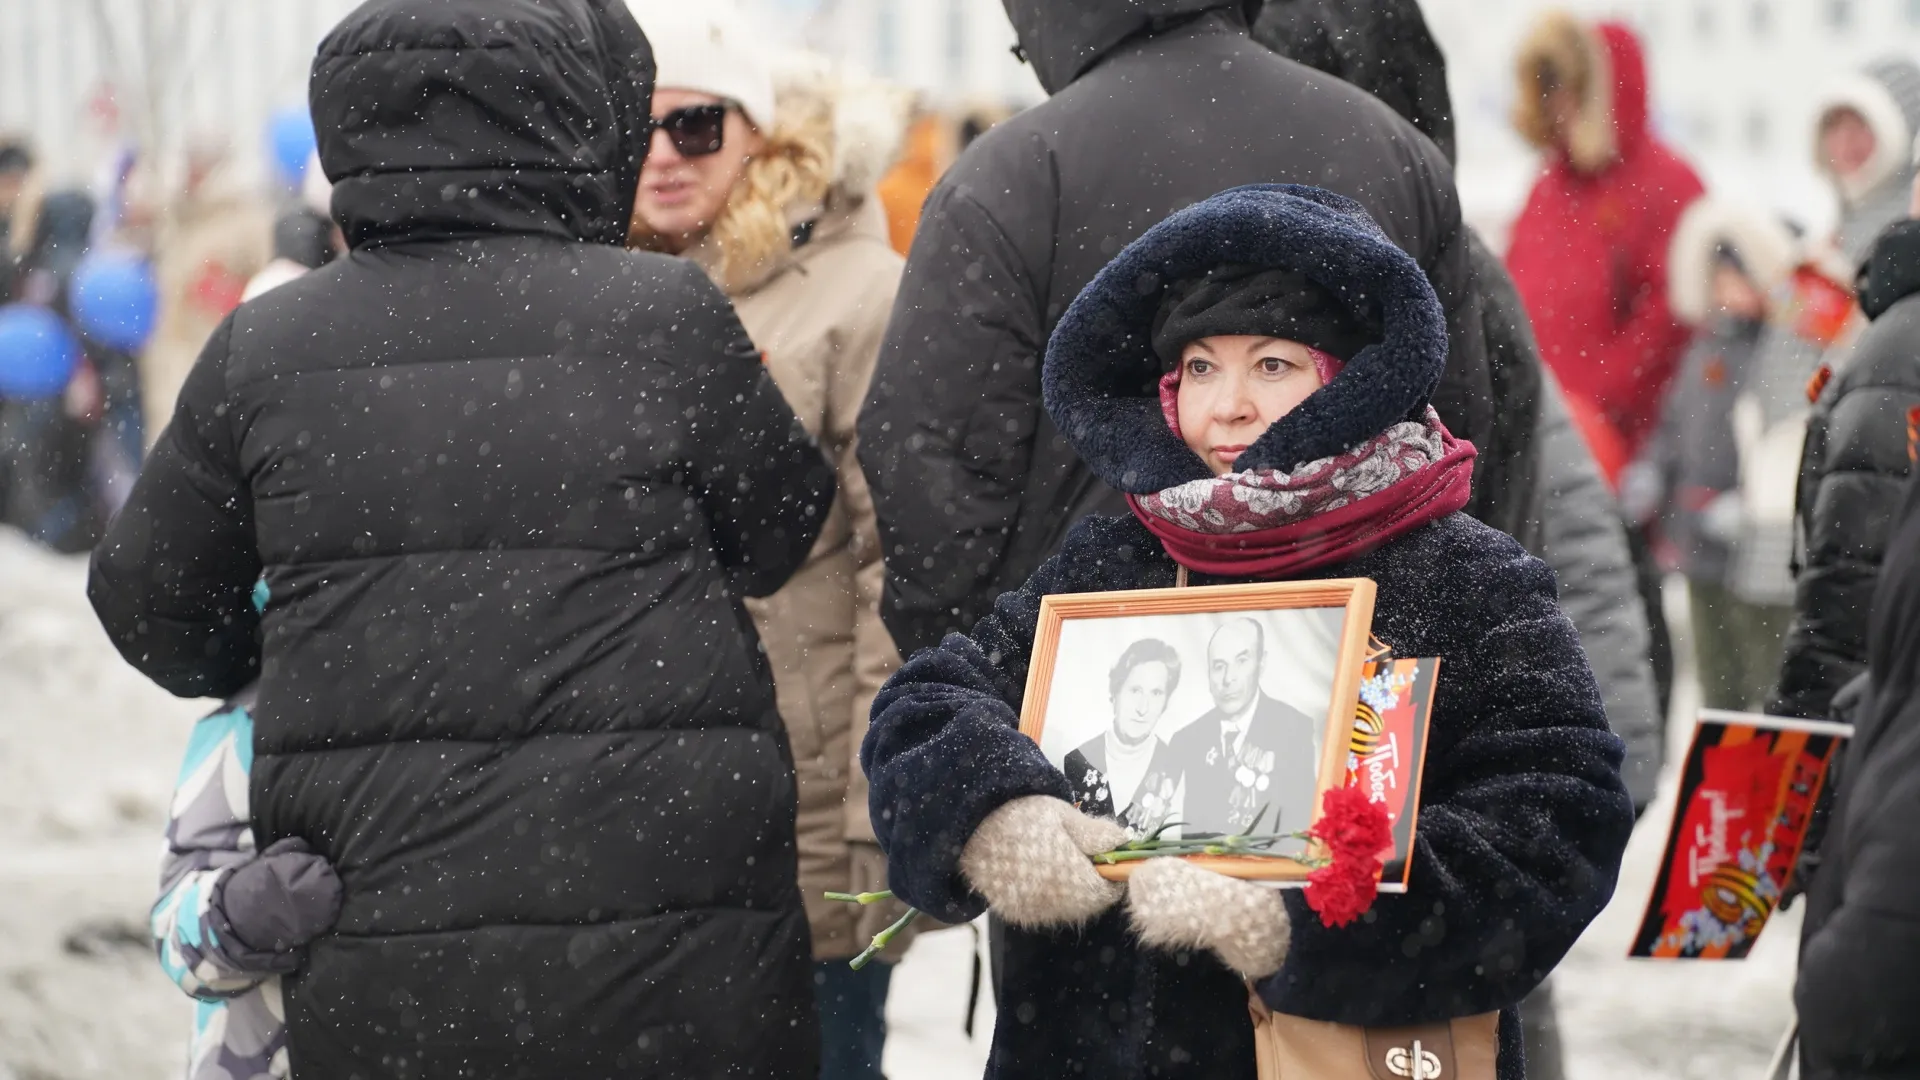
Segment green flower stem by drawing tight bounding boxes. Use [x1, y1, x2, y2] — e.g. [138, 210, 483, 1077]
[1093, 849, 1166, 864]
[1096, 847, 1306, 863]
[849, 907, 920, 971]
[823, 890, 896, 906]
[1093, 829, 1335, 865]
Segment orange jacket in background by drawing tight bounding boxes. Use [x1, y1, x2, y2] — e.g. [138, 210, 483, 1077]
[876, 115, 951, 255]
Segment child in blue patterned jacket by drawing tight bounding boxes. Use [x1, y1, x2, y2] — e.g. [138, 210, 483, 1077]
[151, 584, 341, 1079]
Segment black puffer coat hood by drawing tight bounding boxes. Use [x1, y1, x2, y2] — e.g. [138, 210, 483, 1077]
[313, 0, 654, 248]
[1043, 184, 1447, 493]
[1252, 0, 1455, 163]
[1003, 0, 1251, 94]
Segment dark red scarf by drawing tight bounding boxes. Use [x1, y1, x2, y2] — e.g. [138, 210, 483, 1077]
[1128, 371, 1476, 579]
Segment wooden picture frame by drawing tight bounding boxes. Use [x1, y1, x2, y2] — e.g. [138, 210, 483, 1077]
[1017, 579, 1377, 881]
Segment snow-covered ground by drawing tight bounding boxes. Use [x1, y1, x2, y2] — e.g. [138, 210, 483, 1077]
[1, 529, 1793, 1079]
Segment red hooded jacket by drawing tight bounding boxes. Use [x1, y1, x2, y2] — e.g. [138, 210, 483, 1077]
[1506, 22, 1704, 470]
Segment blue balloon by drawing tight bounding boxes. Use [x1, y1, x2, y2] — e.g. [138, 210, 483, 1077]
[0, 304, 81, 397]
[70, 250, 158, 351]
[268, 106, 317, 187]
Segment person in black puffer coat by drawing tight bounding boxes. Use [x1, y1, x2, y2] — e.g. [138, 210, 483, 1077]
[1769, 211, 1920, 722]
[862, 186, 1632, 1080]
[1794, 473, 1920, 1078]
[87, 2, 834, 1076]
[858, 0, 1531, 663]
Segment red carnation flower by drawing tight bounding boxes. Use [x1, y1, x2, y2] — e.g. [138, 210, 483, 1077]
[1302, 786, 1390, 927]
[1310, 786, 1394, 862]
[1305, 855, 1379, 928]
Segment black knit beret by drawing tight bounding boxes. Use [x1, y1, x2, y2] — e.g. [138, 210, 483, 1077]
[1149, 264, 1381, 369]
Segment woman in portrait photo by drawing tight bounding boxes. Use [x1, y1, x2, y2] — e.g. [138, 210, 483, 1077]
[1061, 637, 1183, 833]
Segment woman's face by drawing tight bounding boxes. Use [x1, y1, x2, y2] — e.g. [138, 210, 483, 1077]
[635, 88, 765, 253]
[1820, 108, 1877, 180]
[1545, 84, 1583, 155]
[1176, 335, 1327, 476]
[1112, 661, 1173, 743]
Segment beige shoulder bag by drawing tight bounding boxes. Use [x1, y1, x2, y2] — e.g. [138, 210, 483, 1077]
[1248, 987, 1500, 1079]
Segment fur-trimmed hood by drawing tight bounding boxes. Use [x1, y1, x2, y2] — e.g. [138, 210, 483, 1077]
[1041, 184, 1447, 494]
[1511, 14, 1649, 175]
[1665, 199, 1802, 328]
[769, 52, 912, 204]
[1813, 57, 1920, 206]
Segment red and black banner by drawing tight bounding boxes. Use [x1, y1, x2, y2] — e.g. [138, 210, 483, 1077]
[1630, 711, 1849, 959]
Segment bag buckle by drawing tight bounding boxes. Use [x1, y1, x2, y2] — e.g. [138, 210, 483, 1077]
[1367, 1024, 1456, 1079]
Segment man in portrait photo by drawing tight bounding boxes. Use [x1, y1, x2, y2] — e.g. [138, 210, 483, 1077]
[1167, 618, 1322, 843]
[1063, 638, 1183, 834]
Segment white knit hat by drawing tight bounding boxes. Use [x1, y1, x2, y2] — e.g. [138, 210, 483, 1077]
[626, 0, 778, 132]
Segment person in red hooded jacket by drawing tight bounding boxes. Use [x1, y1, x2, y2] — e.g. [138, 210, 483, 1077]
[1505, 12, 1704, 471]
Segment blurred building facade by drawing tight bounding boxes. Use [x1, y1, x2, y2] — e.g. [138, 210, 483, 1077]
[0, 0, 361, 185]
[739, 0, 1042, 108]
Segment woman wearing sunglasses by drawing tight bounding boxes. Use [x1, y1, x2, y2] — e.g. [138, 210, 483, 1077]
[625, 5, 914, 1078]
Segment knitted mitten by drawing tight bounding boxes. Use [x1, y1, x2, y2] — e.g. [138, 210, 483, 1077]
[959, 796, 1128, 928]
[1126, 857, 1292, 978]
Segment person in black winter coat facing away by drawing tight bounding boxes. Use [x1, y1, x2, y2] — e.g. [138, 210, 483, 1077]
[858, 0, 1531, 661]
[87, 2, 834, 1076]
[1770, 198, 1920, 722]
[862, 186, 1633, 1080]
[1795, 473, 1920, 1078]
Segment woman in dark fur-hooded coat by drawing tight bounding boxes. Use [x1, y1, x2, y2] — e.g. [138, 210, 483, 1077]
[861, 186, 1634, 1080]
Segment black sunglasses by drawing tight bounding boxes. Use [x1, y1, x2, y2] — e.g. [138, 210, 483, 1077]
[647, 102, 733, 158]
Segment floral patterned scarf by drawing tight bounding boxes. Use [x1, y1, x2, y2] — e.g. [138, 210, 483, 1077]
[1128, 370, 1477, 578]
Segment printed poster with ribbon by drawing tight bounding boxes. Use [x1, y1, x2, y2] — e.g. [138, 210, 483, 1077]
[1345, 638, 1439, 893]
[1630, 711, 1851, 960]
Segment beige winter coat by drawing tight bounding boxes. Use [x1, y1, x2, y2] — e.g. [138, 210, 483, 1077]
[141, 185, 273, 441]
[686, 169, 912, 963]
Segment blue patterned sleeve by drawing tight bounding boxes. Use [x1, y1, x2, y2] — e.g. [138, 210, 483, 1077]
[152, 686, 288, 998]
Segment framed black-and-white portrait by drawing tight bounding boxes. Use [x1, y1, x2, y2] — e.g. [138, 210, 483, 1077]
[1018, 580, 1376, 881]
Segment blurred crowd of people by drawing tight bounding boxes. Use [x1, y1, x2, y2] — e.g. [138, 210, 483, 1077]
[1503, 11, 1920, 1076]
[8, 0, 1920, 1078]
[0, 127, 345, 554]
[1506, 11, 1920, 730]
